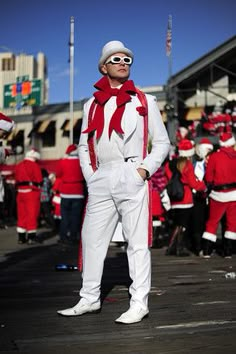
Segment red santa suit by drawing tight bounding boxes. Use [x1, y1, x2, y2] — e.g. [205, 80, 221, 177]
[203, 133, 236, 245]
[15, 149, 42, 243]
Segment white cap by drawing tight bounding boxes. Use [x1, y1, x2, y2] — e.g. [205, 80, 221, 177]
[25, 148, 40, 160]
[98, 40, 133, 73]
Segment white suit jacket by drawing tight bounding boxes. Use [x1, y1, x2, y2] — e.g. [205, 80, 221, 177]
[79, 93, 170, 182]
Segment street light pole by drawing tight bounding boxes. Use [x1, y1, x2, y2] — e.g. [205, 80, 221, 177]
[69, 16, 74, 144]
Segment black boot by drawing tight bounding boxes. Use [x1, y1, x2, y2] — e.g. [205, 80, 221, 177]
[27, 232, 37, 244]
[203, 239, 213, 258]
[176, 232, 190, 257]
[223, 238, 232, 258]
[152, 225, 161, 248]
[192, 233, 202, 256]
[18, 232, 26, 244]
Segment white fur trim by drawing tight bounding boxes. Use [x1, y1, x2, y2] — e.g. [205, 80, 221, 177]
[224, 231, 236, 240]
[52, 195, 61, 204]
[171, 203, 193, 209]
[200, 143, 213, 150]
[25, 150, 40, 160]
[0, 119, 14, 132]
[153, 220, 161, 227]
[202, 231, 217, 242]
[178, 147, 195, 157]
[219, 136, 235, 147]
[17, 227, 26, 233]
[210, 190, 236, 202]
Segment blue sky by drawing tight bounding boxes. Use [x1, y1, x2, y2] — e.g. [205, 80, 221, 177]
[1, 0, 235, 104]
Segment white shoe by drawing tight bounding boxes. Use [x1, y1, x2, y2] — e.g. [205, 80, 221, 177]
[57, 301, 101, 316]
[203, 254, 211, 259]
[115, 305, 149, 324]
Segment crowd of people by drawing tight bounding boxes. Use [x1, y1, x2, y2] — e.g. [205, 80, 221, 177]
[0, 118, 235, 259]
[151, 131, 236, 259]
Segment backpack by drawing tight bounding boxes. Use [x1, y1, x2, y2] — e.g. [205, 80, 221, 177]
[166, 160, 184, 201]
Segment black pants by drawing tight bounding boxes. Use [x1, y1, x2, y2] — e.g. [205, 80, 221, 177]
[60, 197, 85, 242]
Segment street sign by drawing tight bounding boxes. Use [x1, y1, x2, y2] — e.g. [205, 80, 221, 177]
[3, 79, 42, 109]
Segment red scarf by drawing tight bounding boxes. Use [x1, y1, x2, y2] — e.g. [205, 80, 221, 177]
[82, 76, 137, 139]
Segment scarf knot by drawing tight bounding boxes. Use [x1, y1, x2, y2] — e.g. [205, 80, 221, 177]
[82, 76, 136, 139]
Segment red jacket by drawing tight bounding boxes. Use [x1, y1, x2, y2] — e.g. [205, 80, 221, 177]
[165, 159, 206, 208]
[15, 158, 42, 191]
[56, 156, 85, 196]
[205, 147, 236, 202]
[205, 147, 236, 188]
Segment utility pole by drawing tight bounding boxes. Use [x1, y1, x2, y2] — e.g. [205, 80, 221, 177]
[165, 15, 177, 144]
[69, 16, 74, 144]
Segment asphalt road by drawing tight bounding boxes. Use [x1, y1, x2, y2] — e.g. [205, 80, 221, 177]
[0, 226, 236, 354]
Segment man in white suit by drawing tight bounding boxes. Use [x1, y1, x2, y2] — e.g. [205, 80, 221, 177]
[58, 40, 170, 324]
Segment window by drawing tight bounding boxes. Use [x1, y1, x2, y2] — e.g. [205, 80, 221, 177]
[2, 57, 15, 71]
[40, 121, 56, 147]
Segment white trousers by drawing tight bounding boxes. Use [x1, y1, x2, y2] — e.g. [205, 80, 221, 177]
[80, 159, 151, 310]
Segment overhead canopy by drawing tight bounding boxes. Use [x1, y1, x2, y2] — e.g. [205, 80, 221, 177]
[28, 120, 55, 137]
[185, 107, 204, 121]
[6, 129, 23, 142]
[61, 118, 81, 131]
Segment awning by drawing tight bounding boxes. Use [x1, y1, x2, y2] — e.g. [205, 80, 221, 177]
[27, 120, 55, 138]
[62, 119, 80, 132]
[6, 129, 22, 142]
[185, 107, 204, 120]
[37, 119, 51, 133]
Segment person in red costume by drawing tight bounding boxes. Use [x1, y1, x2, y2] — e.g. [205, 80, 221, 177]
[202, 132, 236, 258]
[56, 144, 86, 245]
[0, 113, 15, 229]
[15, 148, 42, 244]
[49, 173, 62, 234]
[57, 40, 170, 324]
[165, 139, 206, 256]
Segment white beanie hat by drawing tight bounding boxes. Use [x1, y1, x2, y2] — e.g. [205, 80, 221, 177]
[25, 148, 40, 160]
[98, 40, 133, 73]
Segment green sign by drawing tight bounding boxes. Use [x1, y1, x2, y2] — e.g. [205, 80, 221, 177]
[3, 79, 42, 109]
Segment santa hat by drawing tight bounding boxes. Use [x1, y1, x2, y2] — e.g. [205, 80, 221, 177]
[196, 138, 213, 159]
[0, 112, 14, 132]
[178, 139, 195, 157]
[98, 40, 133, 73]
[199, 137, 213, 150]
[65, 144, 78, 155]
[25, 148, 40, 160]
[219, 132, 236, 147]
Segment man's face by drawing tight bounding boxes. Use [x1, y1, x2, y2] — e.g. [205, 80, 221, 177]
[101, 52, 132, 81]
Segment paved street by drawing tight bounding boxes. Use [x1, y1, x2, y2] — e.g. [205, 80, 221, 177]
[0, 226, 236, 354]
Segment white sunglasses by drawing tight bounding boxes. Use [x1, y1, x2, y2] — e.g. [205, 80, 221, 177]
[105, 56, 133, 65]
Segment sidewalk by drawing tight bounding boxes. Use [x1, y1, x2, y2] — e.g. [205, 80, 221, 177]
[0, 224, 58, 262]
